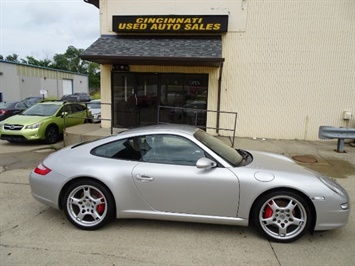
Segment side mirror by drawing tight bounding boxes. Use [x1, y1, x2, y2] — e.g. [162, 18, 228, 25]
[196, 158, 217, 169]
[61, 111, 68, 118]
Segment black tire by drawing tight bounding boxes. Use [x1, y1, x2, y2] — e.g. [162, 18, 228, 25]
[45, 126, 59, 144]
[63, 180, 115, 230]
[252, 190, 311, 243]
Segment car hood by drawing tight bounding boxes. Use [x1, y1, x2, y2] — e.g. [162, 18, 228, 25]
[244, 150, 314, 176]
[2, 114, 48, 125]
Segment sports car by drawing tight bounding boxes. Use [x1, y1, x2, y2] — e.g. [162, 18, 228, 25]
[29, 124, 350, 243]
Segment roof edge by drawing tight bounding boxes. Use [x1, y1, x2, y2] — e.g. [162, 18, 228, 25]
[83, 0, 99, 9]
[80, 55, 224, 67]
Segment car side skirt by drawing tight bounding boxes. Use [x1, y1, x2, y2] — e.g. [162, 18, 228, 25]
[118, 210, 249, 227]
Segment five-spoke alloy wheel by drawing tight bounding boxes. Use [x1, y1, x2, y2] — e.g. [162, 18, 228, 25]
[63, 180, 115, 230]
[252, 191, 311, 243]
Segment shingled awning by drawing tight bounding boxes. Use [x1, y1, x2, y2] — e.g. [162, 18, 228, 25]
[80, 35, 224, 67]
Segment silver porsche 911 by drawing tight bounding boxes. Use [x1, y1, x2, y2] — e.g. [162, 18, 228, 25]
[29, 124, 350, 243]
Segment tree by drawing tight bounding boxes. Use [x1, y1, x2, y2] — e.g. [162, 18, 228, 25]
[5, 53, 20, 62]
[21, 56, 53, 68]
[52, 46, 87, 73]
[87, 62, 101, 91]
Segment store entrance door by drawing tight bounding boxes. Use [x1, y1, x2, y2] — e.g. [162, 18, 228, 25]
[112, 73, 158, 128]
[112, 72, 208, 128]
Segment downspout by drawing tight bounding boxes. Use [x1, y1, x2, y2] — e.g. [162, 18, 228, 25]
[216, 61, 224, 135]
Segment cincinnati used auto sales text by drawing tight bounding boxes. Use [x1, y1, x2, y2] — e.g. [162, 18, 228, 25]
[117, 17, 222, 31]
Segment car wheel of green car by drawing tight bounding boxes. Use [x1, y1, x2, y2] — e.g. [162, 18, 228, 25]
[45, 126, 59, 144]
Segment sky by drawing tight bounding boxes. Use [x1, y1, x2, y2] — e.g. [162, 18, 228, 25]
[0, 0, 100, 60]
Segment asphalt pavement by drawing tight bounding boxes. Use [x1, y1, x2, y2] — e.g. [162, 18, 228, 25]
[0, 137, 354, 265]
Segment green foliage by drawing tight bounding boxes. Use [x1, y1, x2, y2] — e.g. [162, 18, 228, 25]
[91, 91, 101, 100]
[1, 46, 101, 91]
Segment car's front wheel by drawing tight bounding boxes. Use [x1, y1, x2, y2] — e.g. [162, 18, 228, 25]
[45, 126, 59, 144]
[252, 190, 311, 243]
[63, 180, 115, 230]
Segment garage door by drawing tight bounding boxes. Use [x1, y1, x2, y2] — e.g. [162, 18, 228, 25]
[63, 79, 73, 95]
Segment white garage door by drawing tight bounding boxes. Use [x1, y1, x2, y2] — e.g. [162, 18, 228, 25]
[63, 79, 73, 95]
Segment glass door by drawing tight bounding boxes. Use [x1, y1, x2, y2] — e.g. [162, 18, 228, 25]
[112, 73, 158, 128]
[112, 72, 208, 128]
[136, 74, 159, 126]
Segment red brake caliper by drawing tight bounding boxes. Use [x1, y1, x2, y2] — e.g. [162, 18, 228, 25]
[96, 193, 105, 214]
[263, 201, 273, 218]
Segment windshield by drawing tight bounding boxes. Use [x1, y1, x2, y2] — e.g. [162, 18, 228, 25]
[194, 130, 243, 167]
[22, 104, 61, 116]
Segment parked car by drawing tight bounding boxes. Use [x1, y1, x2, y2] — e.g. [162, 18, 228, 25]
[0, 101, 28, 121]
[0, 101, 92, 144]
[61, 94, 91, 103]
[29, 124, 350, 243]
[87, 99, 101, 123]
[22, 96, 43, 107]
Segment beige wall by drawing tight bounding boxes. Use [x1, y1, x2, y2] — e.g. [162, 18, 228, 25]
[97, 0, 355, 140]
[219, 0, 355, 140]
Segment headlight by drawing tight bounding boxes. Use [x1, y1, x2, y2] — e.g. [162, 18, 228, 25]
[318, 176, 347, 197]
[25, 122, 42, 129]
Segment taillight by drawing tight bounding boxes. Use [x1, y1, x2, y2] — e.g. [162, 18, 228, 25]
[34, 162, 51, 175]
[0, 110, 7, 115]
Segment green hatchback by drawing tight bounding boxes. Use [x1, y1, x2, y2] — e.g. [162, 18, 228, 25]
[0, 101, 91, 144]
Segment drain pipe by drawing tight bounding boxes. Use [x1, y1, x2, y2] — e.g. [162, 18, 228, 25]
[216, 61, 224, 135]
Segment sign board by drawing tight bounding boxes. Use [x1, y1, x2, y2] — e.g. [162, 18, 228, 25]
[112, 15, 228, 33]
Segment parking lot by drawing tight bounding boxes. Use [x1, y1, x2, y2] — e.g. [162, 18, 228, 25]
[0, 138, 354, 265]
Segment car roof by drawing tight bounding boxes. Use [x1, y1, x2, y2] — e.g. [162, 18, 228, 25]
[37, 101, 65, 105]
[119, 124, 199, 137]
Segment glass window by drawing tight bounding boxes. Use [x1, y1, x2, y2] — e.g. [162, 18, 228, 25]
[142, 134, 206, 166]
[22, 104, 61, 116]
[194, 130, 243, 167]
[71, 104, 85, 113]
[15, 102, 27, 109]
[92, 138, 142, 161]
[92, 134, 207, 165]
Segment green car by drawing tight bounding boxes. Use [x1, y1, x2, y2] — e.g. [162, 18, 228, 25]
[0, 101, 92, 144]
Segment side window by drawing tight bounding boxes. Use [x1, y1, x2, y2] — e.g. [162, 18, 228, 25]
[16, 102, 27, 109]
[62, 105, 72, 114]
[72, 104, 85, 113]
[91, 138, 142, 161]
[141, 134, 205, 166]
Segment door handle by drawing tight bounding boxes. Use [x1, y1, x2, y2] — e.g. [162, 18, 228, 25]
[135, 174, 154, 182]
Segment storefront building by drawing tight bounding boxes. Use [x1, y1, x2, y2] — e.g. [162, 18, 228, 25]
[82, 0, 355, 140]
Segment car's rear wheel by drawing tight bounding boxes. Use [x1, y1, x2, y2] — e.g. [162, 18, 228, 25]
[63, 180, 115, 230]
[252, 190, 311, 243]
[45, 126, 59, 144]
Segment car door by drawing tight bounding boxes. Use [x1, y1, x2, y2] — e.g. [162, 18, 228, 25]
[131, 134, 240, 217]
[66, 103, 86, 126]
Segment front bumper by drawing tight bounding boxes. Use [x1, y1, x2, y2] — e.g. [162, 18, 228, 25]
[0, 128, 43, 142]
[312, 193, 350, 231]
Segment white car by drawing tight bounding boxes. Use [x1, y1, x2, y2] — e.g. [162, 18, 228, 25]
[87, 99, 101, 123]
